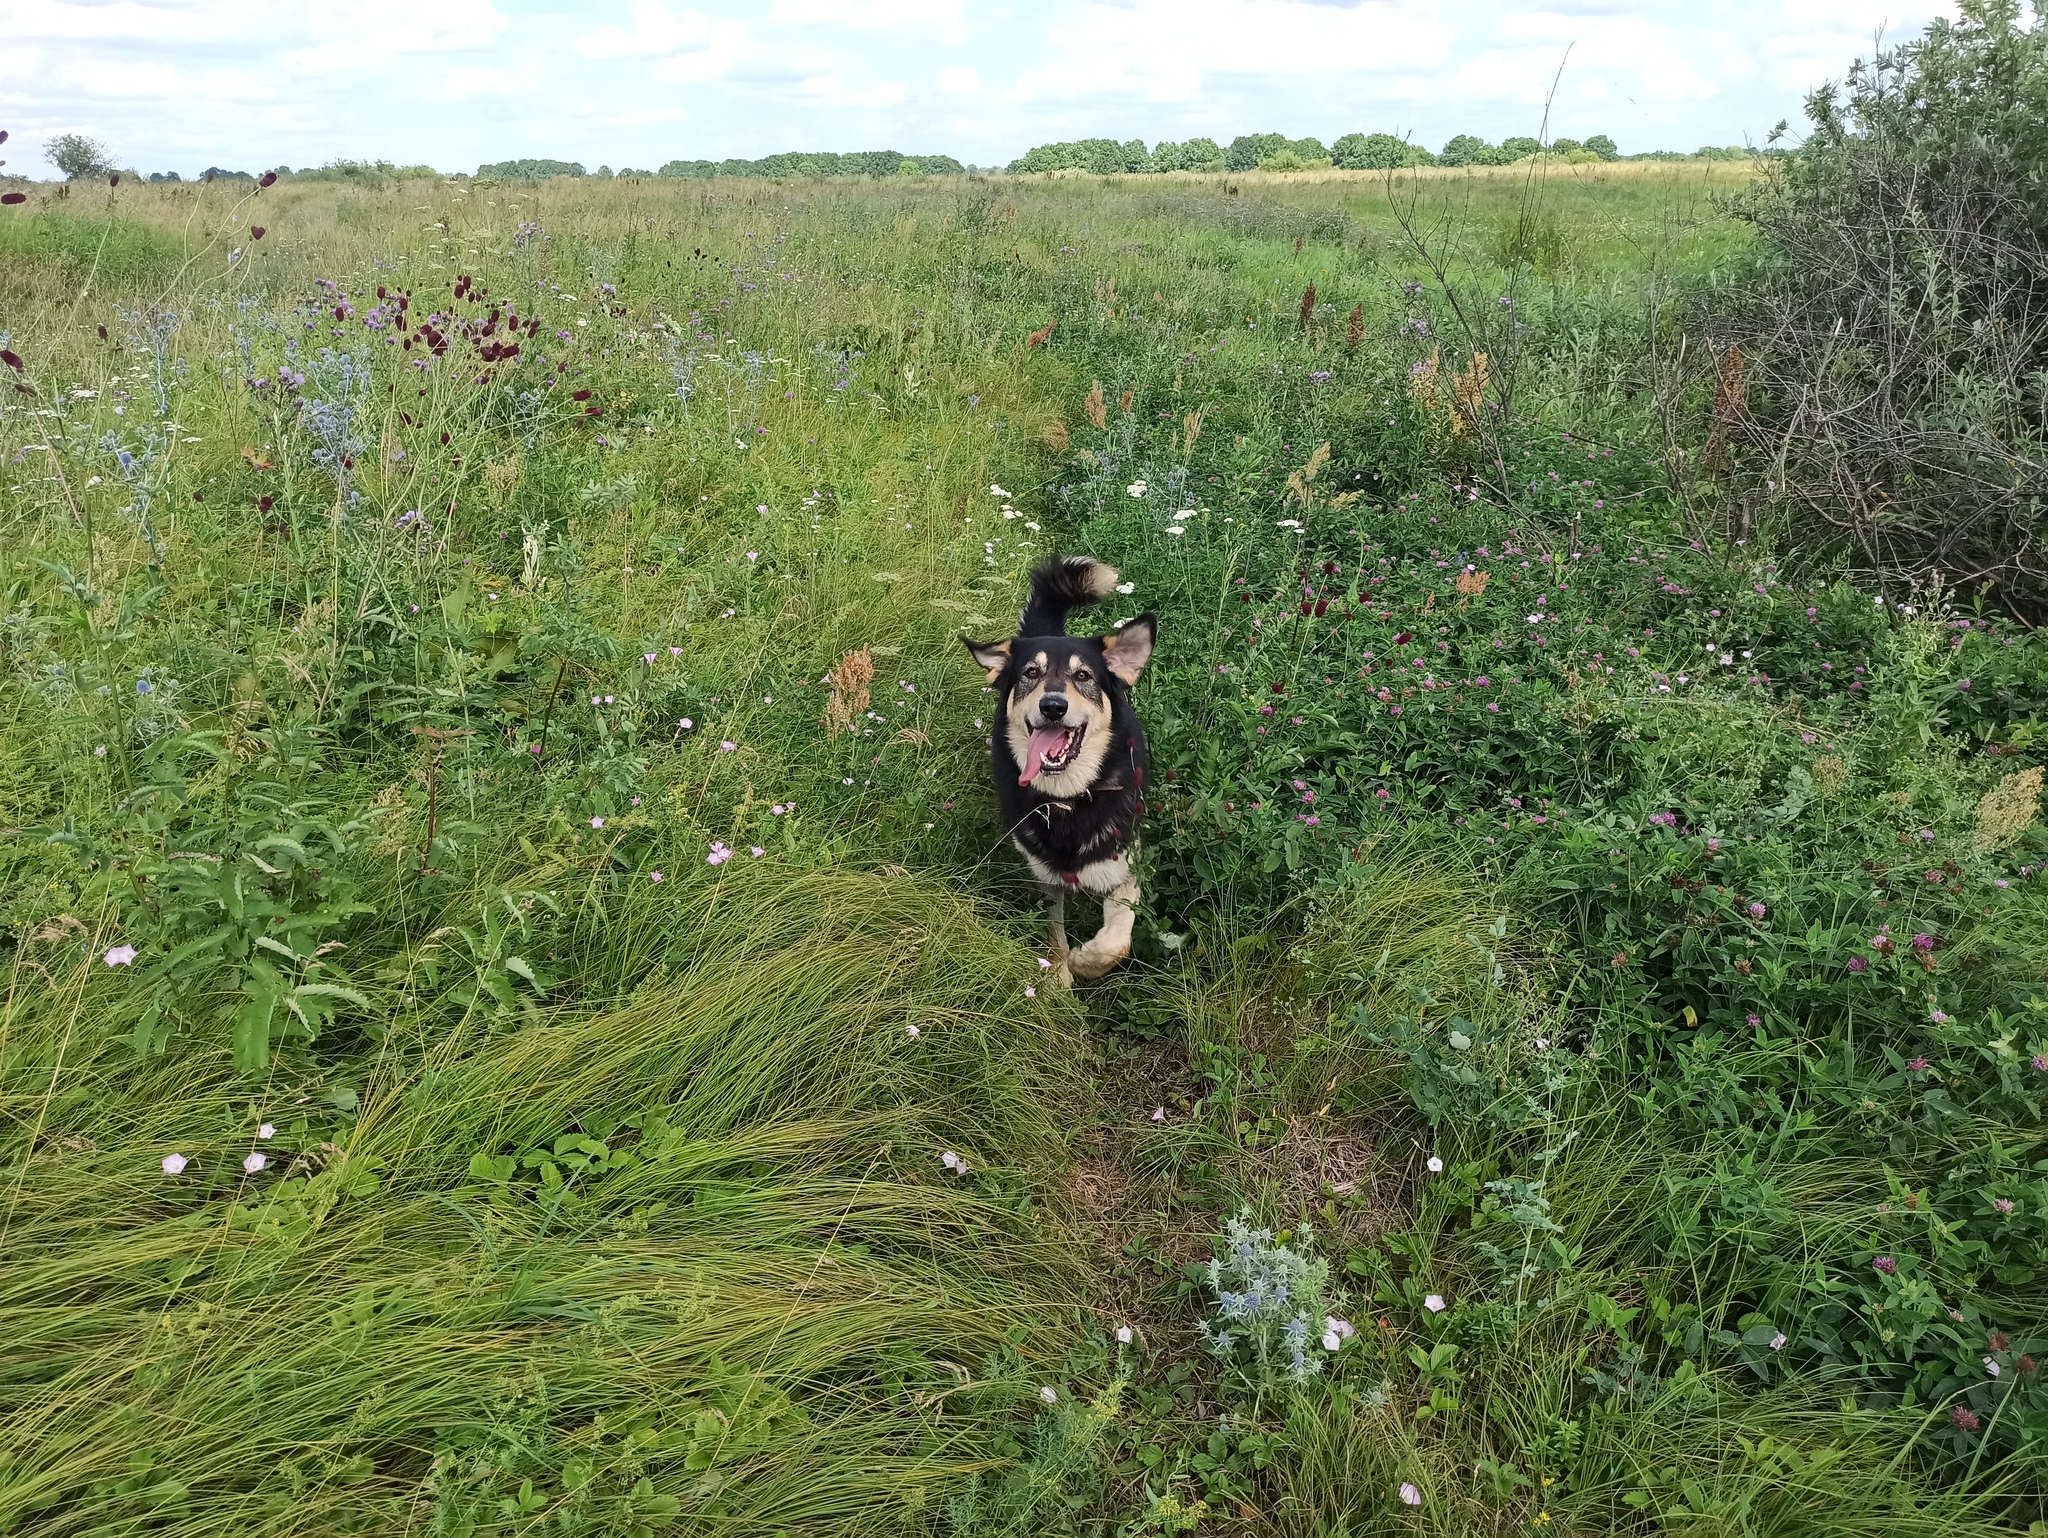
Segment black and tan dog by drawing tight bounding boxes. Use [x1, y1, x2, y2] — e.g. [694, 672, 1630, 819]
[965, 556, 1156, 987]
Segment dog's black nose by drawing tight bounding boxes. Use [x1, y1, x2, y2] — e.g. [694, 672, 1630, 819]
[1038, 693, 1068, 721]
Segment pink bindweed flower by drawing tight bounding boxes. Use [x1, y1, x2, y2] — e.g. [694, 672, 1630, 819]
[590, 817, 605, 829]
[104, 944, 138, 967]
[720, 740, 736, 752]
[1426, 1156, 1444, 1173]
[1769, 1332, 1787, 1350]
[1039, 1386, 1057, 1404]
[1151, 1106, 1165, 1121]
[1024, 986, 1036, 998]
[258, 1123, 275, 1140]
[749, 846, 764, 858]
[161, 1154, 188, 1175]
[649, 871, 664, 882]
[1423, 1293, 1446, 1313]
[707, 842, 733, 865]
[1398, 1482, 1422, 1506]
[1116, 1325, 1133, 1344]
[243, 1152, 267, 1174]
[905, 1024, 920, 1038]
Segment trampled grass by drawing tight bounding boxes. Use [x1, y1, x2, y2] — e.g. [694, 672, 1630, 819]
[1, 162, 2042, 1535]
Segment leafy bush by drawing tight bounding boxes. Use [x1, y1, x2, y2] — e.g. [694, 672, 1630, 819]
[1720, 0, 2048, 609]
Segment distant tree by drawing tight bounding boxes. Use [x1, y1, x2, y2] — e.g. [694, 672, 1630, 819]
[658, 159, 717, 178]
[909, 154, 965, 174]
[200, 167, 253, 181]
[1437, 134, 1506, 167]
[476, 158, 584, 179]
[147, 171, 182, 184]
[47, 133, 114, 180]
[617, 167, 653, 178]
[1332, 132, 1433, 169]
[1225, 133, 1288, 171]
[1500, 135, 1542, 160]
[1583, 133, 1619, 159]
[1548, 136, 1582, 155]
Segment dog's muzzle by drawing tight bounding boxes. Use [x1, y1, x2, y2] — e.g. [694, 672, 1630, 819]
[1020, 718, 1085, 785]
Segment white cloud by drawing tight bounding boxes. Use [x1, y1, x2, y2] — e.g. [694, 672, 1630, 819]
[770, 0, 962, 26]
[936, 63, 981, 93]
[575, 3, 721, 57]
[446, 66, 526, 99]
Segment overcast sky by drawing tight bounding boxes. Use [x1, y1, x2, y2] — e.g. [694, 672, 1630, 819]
[1, 0, 1952, 178]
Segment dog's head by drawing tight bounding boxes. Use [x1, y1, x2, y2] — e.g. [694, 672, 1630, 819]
[964, 618, 1156, 793]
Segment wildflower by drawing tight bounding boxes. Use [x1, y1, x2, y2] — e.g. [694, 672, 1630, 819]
[746, 550, 758, 561]
[590, 817, 605, 829]
[1116, 581, 1135, 594]
[750, 846, 764, 858]
[103, 944, 138, 967]
[989, 483, 1009, 496]
[1747, 1014, 1762, 1028]
[2035, 1055, 2048, 1071]
[1912, 933, 1935, 952]
[1611, 952, 1628, 968]
[643, 652, 657, 664]
[1423, 1293, 1446, 1313]
[1907, 1056, 1929, 1072]
[1039, 1385, 1058, 1404]
[707, 842, 733, 865]
[1426, 1155, 1444, 1174]
[161, 1153, 188, 1175]
[940, 1151, 962, 1171]
[1116, 1325, 1134, 1343]
[1399, 1482, 1422, 1506]
[258, 1123, 275, 1140]
[243, 1152, 267, 1174]
[1951, 1406, 1980, 1431]
[720, 740, 735, 752]
[1769, 1332, 1787, 1350]
[1985, 1357, 2001, 1377]
[1025, 986, 1037, 998]
[1847, 956, 1869, 973]
[1993, 1197, 2014, 1213]
[1872, 1255, 1898, 1276]
[1127, 480, 1147, 497]
[1747, 901, 1767, 919]
[650, 871, 664, 882]
[1151, 1106, 1165, 1122]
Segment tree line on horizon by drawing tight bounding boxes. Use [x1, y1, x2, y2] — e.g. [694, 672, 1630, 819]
[25, 130, 1753, 189]
[1006, 131, 1754, 175]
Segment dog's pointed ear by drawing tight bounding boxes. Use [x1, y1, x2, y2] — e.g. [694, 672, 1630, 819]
[963, 636, 1012, 685]
[1102, 614, 1156, 684]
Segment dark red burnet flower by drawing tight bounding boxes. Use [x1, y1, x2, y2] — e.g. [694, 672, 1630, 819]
[109, 173, 119, 187]
[259, 171, 277, 188]
[0, 348, 22, 372]
[1393, 631, 1413, 646]
[0, 193, 25, 207]
[251, 226, 266, 240]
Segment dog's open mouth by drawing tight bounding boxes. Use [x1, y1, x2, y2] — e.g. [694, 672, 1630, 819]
[1020, 722, 1085, 785]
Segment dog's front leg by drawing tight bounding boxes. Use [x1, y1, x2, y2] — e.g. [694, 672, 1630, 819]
[1067, 874, 1139, 981]
[1046, 888, 1073, 989]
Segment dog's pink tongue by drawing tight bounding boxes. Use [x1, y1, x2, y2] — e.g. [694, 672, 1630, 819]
[1020, 726, 1067, 785]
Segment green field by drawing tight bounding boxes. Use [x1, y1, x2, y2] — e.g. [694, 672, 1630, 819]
[1, 162, 2044, 1536]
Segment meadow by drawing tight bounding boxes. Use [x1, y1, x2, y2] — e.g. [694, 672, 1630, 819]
[0, 155, 2043, 1537]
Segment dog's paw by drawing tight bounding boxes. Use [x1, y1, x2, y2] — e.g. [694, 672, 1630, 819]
[1066, 940, 1129, 981]
[1048, 961, 1075, 991]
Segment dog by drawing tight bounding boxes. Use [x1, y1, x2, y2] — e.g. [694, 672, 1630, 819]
[964, 556, 1157, 987]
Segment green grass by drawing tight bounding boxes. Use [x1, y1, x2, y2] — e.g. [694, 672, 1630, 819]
[1, 164, 2043, 1536]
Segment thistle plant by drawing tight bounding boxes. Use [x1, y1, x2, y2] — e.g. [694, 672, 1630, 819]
[1200, 1212, 1336, 1415]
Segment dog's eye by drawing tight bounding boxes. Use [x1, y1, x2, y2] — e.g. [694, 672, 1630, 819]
[1022, 665, 1042, 681]
[1071, 669, 1091, 684]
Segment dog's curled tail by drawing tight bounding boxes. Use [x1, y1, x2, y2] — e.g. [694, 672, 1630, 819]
[1019, 555, 1119, 636]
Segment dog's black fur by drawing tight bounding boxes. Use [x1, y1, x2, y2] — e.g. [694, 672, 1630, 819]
[964, 558, 1156, 981]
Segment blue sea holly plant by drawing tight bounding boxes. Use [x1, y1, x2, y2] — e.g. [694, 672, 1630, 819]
[1200, 1212, 1338, 1416]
